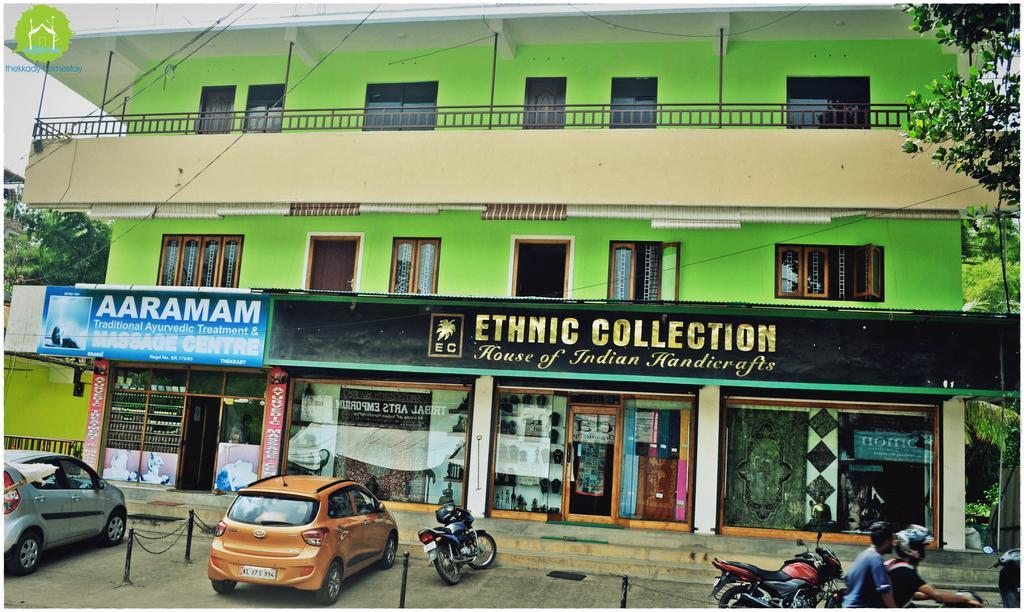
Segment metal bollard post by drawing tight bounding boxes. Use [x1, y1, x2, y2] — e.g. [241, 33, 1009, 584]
[185, 509, 195, 564]
[122, 528, 134, 585]
[620, 575, 629, 608]
[399, 551, 410, 608]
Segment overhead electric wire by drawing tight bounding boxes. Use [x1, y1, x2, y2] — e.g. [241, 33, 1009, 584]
[568, 4, 810, 39]
[23, 4, 255, 171]
[21, 4, 382, 288]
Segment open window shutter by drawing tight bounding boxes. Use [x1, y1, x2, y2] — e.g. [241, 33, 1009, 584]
[776, 245, 803, 297]
[852, 244, 882, 300]
[609, 242, 635, 300]
[803, 246, 830, 298]
[661, 242, 680, 301]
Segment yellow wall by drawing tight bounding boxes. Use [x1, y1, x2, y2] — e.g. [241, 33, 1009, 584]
[24, 128, 992, 210]
[4, 355, 91, 441]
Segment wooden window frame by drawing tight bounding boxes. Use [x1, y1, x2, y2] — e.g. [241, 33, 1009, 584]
[775, 244, 883, 302]
[717, 396, 939, 545]
[157, 234, 243, 288]
[853, 244, 884, 301]
[607, 241, 681, 301]
[303, 234, 363, 291]
[510, 237, 573, 298]
[389, 238, 441, 294]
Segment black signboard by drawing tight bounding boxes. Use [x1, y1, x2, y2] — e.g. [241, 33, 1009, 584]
[267, 297, 1019, 396]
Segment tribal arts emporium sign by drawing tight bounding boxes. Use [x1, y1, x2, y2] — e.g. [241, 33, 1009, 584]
[38, 287, 268, 367]
[267, 298, 1018, 392]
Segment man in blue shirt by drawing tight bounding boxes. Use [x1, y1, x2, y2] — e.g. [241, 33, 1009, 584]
[843, 521, 897, 608]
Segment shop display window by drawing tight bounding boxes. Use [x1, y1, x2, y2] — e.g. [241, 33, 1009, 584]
[225, 372, 267, 398]
[189, 370, 225, 395]
[618, 398, 693, 523]
[286, 381, 470, 506]
[214, 398, 264, 492]
[492, 391, 567, 514]
[722, 401, 935, 534]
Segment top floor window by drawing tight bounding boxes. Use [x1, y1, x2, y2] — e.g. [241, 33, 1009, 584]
[364, 82, 438, 131]
[245, 84, 285, 133]
[158, 235, 243, 288]
[611, 77, 657, 128]
[786, 77, 870, 129]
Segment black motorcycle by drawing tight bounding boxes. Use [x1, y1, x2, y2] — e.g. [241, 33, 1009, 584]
[995, 548, 1020, 608]
[417, 505, 497, 585]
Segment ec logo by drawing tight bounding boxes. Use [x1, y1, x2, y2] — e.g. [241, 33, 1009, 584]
[15, 5, 72, 62]
[428, 313, 464, 358]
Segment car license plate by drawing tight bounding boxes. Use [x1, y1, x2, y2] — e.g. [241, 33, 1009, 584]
[240, 565, 277, 580]
[423, 540, 437, 553]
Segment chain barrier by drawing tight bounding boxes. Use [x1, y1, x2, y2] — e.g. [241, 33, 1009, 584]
[132, 521, 188, 540]
[192, 513, 219, 535]
[133, 527, 187, 555]
[625, 578, 716, 608]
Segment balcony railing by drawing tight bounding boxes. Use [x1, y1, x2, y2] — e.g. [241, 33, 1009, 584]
[4, 435, 84, 458]
[34, 102, 909, 139]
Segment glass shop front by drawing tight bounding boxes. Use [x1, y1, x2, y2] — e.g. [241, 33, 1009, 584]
[720, 396, 938, 540]
[283, 379, 472, 509]
[490, 386, 695, 530]
[102, 365, 268, 492]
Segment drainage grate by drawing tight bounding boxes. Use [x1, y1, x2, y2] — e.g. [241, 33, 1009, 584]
[548, 571, 587, 581]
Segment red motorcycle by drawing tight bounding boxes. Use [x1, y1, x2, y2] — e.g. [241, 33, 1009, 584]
[709, 531, 844, 608]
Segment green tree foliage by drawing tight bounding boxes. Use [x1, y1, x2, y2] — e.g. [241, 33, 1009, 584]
[4, 190, 111, 292]
[963, 258, 1020, 312]
[903, 4, 1020, 205]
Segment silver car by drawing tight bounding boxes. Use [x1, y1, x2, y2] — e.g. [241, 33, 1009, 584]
[4, 450, 127, 575]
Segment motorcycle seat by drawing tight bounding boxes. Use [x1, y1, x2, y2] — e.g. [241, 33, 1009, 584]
[722, 560, 792, 583]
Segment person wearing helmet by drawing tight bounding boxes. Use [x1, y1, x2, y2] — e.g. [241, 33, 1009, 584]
[886, 525, 982, 608]
[843, 521, 898, 607]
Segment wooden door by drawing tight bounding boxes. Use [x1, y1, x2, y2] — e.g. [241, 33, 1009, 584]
[307, 237, 358, 291]
[524, 77, 566, 129]
[197, 86, 236, 134]
[563, 405, 621, 524]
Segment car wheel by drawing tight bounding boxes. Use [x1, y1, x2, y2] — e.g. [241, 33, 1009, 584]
[211, 579, 237, 594]
[378, 532, 398, 569]
[6, 530, 42, 576]
[99, 509, 126, 546]
[314, 560, 343, 606]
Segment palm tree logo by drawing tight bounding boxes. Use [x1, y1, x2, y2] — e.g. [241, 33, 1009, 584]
[435, 319, 457, 341]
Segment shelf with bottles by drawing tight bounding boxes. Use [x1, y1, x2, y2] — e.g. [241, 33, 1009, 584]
[114, 368, 150, 391]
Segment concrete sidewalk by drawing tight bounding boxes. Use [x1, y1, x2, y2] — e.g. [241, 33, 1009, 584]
[3, 534, 717, 609]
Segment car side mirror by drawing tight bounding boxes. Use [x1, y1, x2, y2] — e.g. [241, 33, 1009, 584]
[96, 479, 106, 490]
[377, 501, 386, 512]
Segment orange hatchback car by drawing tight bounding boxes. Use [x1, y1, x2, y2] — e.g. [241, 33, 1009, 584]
[208, 476, 399, 605]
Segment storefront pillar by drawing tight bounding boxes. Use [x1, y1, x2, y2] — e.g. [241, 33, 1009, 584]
[694, 385, 721, 534]
[466, 375, 495, 516]
[941, 397, 967, 550]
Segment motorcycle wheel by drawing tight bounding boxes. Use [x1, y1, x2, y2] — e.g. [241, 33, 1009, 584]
[824, 590, 845, 608]
[718, 585, 769, 608]
[468, 533, 497, 570]
[433, 544, 462, 585]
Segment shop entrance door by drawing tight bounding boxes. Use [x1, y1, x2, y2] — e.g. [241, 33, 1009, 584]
[564, 406, 620, 524]
[178, 397, 221, 490]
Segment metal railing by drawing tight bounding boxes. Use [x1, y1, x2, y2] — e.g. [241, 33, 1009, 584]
[4, 435, 84, 458]
[33, 102, 909, 139]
